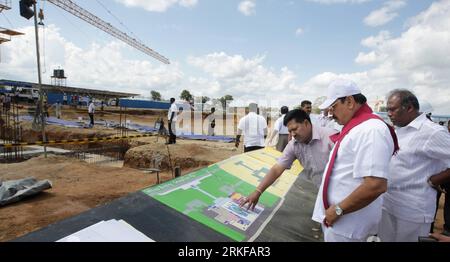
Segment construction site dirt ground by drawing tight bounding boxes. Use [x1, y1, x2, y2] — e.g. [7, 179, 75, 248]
[1, 154, 446, 242]
[0, 139, 239, 242]
[1, 104, 244, 241]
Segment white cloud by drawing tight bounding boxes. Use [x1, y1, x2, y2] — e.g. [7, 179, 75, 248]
[364, 0, 407, 27]
[187, 52, 301, 105]
[361, 30, 391, 48]
[295, 27, 304, 36]
[0, 25, 300, 107]
[355, 51, 380, 65]
[355, 31, 391, 64]
[2, 1, 450, 114]
[115, 0, 198, 12]
[238, 0, 256, 16]
[306, 0, 371, 4]
[0, 25, 183, 98]
[188, 52, 265, 79]
[313, 0, 450, 114]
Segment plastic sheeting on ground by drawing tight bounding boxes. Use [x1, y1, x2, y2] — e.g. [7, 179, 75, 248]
[128, 123, 234, 143]
[19, 115, 84, 128]
[0, 177, 52, 206]
[126, 123, 158, 133]
[177, 132, 235, 143]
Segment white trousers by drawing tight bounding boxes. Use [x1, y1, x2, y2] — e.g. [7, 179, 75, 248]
[378, 209, 430, 242]
[322, 225, 368, 242]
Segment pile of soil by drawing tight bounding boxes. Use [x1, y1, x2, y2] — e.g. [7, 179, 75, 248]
[124, 137, 239, 170]
[19, 122, 119, 143]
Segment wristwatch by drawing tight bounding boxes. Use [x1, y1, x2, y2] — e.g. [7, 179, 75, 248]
[335, 204, 344, 216]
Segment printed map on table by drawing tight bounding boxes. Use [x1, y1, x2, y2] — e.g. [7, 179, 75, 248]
[142, 148, 303, 242]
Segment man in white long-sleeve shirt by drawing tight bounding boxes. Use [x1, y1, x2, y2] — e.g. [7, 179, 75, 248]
[311, 79, 398, 242]
[167, 98, 178, 144]
[88, 100, 95, 127]
[266, 106, 289, 152]
[379, 89, 450, 242]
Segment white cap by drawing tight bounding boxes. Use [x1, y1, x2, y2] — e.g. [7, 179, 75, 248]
[319, 79, 361, 110]
[419, 100, 433, 114]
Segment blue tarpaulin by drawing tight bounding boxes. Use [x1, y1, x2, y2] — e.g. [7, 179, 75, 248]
[119, 99, 170, 110]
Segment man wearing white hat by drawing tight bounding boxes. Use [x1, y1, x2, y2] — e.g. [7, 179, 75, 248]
[311, 79, 399, 242]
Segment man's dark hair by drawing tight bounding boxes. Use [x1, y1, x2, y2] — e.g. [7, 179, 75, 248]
[283, 109, 311, 126]
[249, 103, 258, 113]
[337, 93, 367, 105]
[170, 98, 175, 103]
[300, 100, 312, 108]
[280, 106, 289, 114]
[387, 89, 419, 110]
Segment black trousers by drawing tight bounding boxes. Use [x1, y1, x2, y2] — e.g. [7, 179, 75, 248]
[89, 113, 94, 126]
[443, 183, 450, 232]
[431, 182, 450, 233]
[244, 146, 264, 153]
[168, 121, 176, 144]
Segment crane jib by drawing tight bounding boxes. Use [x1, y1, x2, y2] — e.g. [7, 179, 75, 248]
[46, 0, 170, 65]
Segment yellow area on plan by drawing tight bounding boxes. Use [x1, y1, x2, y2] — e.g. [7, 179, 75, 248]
[217, 148, 303, 197]
[246, 147, 303, 175]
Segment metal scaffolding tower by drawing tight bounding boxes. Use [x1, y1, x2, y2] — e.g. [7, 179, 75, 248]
[0, 1, 24, 45]
[0, 0, 11, 12]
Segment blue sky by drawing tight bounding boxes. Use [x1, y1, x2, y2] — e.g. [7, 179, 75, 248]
[1, 0, 449, 114]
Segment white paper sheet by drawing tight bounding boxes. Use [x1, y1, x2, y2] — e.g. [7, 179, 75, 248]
[57, 219, 154, 242]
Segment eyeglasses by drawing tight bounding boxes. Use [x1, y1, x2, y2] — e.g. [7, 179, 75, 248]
[328, 97, 348, 112]
[328, 99, 340, 111]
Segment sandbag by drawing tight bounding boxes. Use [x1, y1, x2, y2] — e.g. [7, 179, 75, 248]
[0, 177, 52, 206]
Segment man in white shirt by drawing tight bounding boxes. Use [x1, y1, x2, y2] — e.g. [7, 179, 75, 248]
[235, 103, 267, 153]
[312, 79, 398, 242]
[53, 101, 62, 119]
[378, 89, 450, 242]
[167, 98, 179, 144]
[301, 100, 312, 115]
[205, 107, 216, 136]
[88, 100, 95, 127]
[266, 106, 289, 152]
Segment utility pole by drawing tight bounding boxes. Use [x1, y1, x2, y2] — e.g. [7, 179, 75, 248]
[32, 2, 47, 157]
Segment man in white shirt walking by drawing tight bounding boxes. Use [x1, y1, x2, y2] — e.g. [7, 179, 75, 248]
[205, 107, 216, 136]
[378, 89, 450, 242]
[53, 101, 62, 119]
[235, 103, 267, 153]
[312, 79, 398, 242]
[88, 100, 95, 127]
[167, 98, 179, 144]
[266, 106, 290, 152]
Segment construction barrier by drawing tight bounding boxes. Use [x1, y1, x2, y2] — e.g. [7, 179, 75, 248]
[0, 133, 160, 148]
